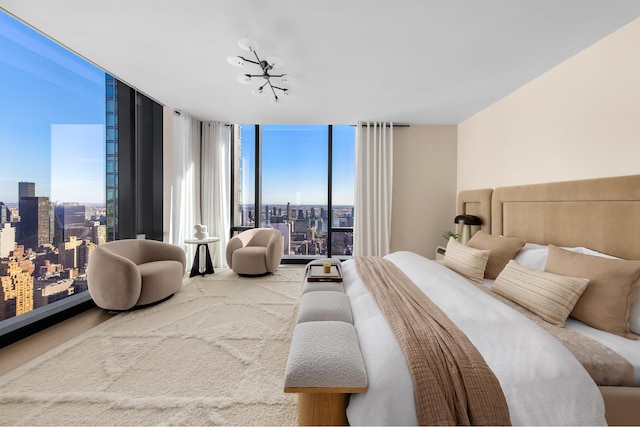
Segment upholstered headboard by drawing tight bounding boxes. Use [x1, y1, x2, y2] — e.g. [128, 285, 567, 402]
[488, 175, 640, 260]
[458, 175, 640, 260]
[456, 188, 492, 235]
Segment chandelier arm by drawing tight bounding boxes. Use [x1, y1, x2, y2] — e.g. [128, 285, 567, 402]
[266, 80, 279, 100]
[252, 49, 264, 66]
[238, 55, 261, 66]
[270, 85, 288, 92]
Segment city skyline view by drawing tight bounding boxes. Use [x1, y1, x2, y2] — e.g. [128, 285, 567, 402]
[0, 11, 106, 204]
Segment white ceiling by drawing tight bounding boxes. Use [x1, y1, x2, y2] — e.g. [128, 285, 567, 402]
[2, 0, 640, 125]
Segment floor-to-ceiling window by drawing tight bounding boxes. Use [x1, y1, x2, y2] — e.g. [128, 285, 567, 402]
[0, 11, 106, 335]
[0, 8, 109, 331]
[231, 124, 355, 261]
[1, 11, 164, 344]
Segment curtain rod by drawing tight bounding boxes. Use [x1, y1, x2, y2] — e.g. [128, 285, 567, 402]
[350, 123, 409, 127]
[174, 110, 230, 127]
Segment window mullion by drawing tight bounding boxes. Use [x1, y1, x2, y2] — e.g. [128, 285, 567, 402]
[327, 125, 333, 258]
[255, 124, 261, 228]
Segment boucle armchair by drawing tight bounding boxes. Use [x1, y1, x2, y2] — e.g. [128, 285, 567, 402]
[87, 239, 186, 311]
[226, 228, 283, 275]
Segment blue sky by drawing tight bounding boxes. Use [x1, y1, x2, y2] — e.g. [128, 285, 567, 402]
[0, 11, 105, 204]
[0, 11, 354, 207]
[240, 124, 355, 206]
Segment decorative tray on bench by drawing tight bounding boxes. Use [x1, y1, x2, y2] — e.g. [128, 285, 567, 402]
[307, 264, 343, 282]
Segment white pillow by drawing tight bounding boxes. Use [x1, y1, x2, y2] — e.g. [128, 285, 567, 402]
[580, 247, 620, 259]
[513, 244, 592, 271]
[512, 243, 548, 271]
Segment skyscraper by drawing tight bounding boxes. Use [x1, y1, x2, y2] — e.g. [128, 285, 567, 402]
[0, 202, 11, 225]
[19, 196, 52, 249]
[54, 203, 87, 244]
[18, 182, 35, 199]
[0, 223, 16, 258]
[105, 74, 118, 242]
[18, 182, 53, 249]
[17, 181, 35, 242]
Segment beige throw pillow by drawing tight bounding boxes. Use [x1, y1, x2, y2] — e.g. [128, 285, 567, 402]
[443, 237, 489, 284]
[545, 245, 640, 339]
[493, 260, 589, 327]
[467, 232, 526, 279]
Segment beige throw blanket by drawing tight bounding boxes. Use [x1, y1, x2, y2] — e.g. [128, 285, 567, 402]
[479, 283, 635, 386]
[354, 256, 511, 426]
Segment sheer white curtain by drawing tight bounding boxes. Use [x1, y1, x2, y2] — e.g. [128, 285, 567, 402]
[169, 112, 201, 264]
[353, 122, 393, 256]
[202, 122, 231, 268]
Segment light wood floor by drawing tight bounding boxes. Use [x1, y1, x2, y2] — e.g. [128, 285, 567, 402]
[0, 308, 114, 376]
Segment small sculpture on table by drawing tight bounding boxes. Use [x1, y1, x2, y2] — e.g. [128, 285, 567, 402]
[194, 224, 209, 240]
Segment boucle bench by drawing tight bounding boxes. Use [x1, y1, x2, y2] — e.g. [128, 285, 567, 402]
[284, 321, 367, 425]
[296, 291, 353, 324]
[284, 260, 367, 426]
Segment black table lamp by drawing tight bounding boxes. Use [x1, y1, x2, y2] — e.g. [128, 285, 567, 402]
[454, 215, 482, 244]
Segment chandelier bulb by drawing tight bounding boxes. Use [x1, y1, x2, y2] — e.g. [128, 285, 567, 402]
[266, 56, 284, 69]
[227, 56, 244, 67]
[236, 74, 251, 84]
[238, 38, 258, 52]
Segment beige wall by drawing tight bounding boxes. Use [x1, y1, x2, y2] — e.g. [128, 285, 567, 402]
[391, 125, 457, 259]
[457, 17, 640, 192]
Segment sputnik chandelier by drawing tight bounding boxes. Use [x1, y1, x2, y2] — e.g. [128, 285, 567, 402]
[227, 38, 289, 104]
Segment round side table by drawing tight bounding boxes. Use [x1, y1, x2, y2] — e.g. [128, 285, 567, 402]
[185, 237, 220, 277]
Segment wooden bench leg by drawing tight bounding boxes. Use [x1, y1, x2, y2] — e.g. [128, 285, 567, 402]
[297, 393, 350, 426]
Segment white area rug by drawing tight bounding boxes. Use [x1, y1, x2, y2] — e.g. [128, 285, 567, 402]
[0, 268, 304, 426]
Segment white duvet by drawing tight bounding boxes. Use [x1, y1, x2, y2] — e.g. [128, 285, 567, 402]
[343, 251, 606, 426]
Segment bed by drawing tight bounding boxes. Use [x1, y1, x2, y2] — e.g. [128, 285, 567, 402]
[284, 174, 640, 425]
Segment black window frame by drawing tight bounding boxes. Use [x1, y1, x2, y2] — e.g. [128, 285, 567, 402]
[229, 124, 354, 263]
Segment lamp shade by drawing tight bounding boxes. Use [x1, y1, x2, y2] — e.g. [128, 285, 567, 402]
[454, 215, 482, 225]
